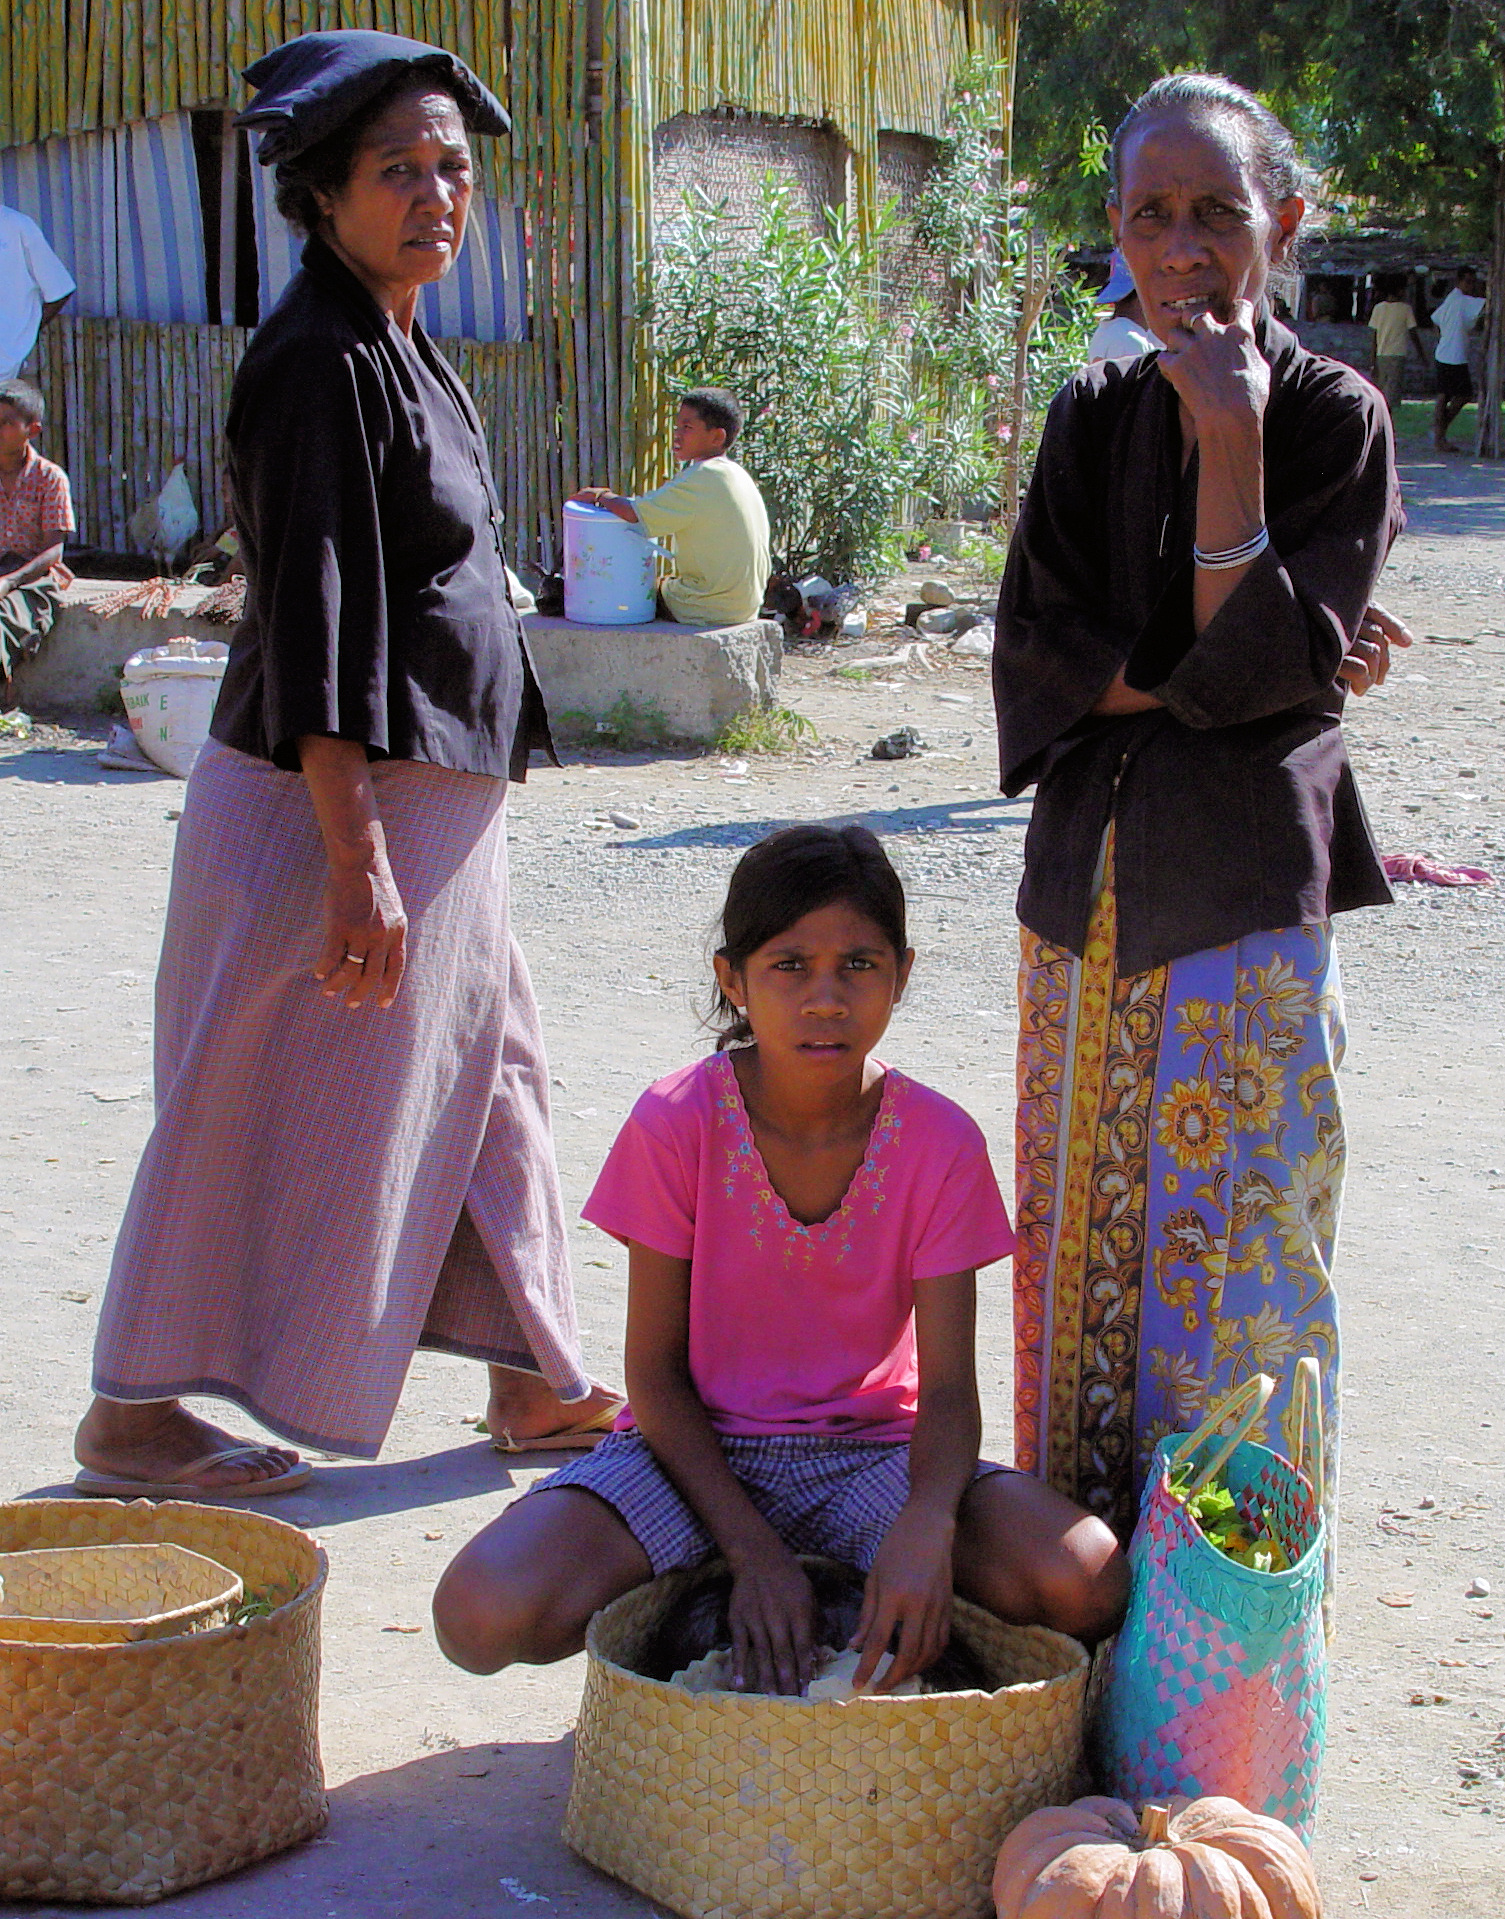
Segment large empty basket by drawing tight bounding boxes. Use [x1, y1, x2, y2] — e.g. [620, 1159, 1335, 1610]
[0, 1499, 327, 1905]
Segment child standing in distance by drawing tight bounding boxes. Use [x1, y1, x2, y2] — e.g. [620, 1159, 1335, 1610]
[569, 386, 771, 628]
[435, 826, 1127, 1694]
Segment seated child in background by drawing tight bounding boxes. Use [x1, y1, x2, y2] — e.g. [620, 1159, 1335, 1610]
[434, 825, 1126, 1695]
[570, 386, 771, 629]
[0, 377, 75, 705]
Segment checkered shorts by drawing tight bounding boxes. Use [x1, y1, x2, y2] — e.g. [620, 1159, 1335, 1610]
[530, 1430, 1012, 1576]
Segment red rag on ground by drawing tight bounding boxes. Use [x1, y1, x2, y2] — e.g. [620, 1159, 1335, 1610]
[1382, 853, 1495, 886]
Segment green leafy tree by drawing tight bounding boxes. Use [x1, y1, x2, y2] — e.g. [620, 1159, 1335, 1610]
[1013, 0, 1505, 450]
[646, 85, 1098, 575]
[909, 66, 1096, 518]
[1015, 0, 1502, 250]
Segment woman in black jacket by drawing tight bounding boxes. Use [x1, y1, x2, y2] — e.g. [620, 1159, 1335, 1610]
[995, 74, 1403, 1580]
[76, 31, 619, 1498]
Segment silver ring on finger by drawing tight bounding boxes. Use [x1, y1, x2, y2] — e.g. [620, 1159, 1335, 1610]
[344, 950, 369, 967]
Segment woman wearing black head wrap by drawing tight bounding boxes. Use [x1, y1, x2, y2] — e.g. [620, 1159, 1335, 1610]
[75, 32, 621, 1497]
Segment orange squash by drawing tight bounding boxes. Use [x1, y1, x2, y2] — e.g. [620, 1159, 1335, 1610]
[992, 1795, 1323, 1917]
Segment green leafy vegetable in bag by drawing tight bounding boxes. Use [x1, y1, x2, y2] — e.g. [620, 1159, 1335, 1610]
[1168, 1462, 1292, 1572]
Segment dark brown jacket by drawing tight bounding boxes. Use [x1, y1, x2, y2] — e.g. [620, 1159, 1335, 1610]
[994, 316, 1401, 974]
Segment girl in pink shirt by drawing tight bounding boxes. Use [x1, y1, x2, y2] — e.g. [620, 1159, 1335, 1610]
[435, 826, 1125, 1692]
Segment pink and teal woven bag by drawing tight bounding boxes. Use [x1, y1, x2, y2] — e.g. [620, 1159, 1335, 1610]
[1097, 1365, 1327, 1842]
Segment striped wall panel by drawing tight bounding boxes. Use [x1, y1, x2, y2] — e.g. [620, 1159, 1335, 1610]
[0, 109, 208, 323]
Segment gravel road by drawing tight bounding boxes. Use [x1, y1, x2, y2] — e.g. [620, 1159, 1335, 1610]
[0, 451, 1500, 1918]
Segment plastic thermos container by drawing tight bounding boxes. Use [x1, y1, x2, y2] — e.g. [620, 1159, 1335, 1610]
[562, 500, 661, 624]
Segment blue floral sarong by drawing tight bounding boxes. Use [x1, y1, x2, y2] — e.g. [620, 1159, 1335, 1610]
[1014, 847, 1344, 1605]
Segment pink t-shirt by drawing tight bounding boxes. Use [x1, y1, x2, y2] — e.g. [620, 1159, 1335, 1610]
[583, 1052, 1015, 1440]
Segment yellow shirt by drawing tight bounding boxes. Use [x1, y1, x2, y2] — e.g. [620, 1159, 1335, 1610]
[1368, 300, 1416, 360]
[631, 456, 771, 627]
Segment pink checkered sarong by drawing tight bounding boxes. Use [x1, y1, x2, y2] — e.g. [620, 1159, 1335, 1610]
[92, 739, 590, 1456]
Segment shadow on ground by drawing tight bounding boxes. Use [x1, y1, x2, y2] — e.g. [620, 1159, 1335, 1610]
[618, 794, 1033, 855]
[6, 1737, 663, 1919]
[1394, 453, 1505, 544]
[19, 1442, 530, 1527]
[0, 741, 164, 786]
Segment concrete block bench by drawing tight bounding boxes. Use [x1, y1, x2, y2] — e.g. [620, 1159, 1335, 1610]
[12, 587, 782, 750]
[11, 580, 230, 716]
[523, 613, 781, 745]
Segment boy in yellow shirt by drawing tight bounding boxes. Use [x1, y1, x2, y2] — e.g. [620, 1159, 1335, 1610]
[572, 387, 770, 627]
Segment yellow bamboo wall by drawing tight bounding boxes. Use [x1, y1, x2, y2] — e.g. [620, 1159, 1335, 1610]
[35, 319, 247, 552]
[0, 2, 1005, 160]
[7, 2, 1014, 561]
[645, 0, 1008, 163]
[0, 3, 508, 148]
[34, 319, 537, 557]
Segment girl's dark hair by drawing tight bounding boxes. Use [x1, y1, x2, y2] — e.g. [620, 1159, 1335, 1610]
[273, 71, 465, 234]
[1108, 72, 1310, 213]
[711, 824, 908, 1050]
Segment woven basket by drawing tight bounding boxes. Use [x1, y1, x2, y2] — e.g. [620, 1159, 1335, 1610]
[0, 1542, 243, 1645]
[563, 1565, 1090, 1919]
[0, 1499, 328, 1905]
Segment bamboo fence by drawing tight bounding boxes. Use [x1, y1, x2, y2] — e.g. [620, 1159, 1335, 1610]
[9, 1, 1013, 563]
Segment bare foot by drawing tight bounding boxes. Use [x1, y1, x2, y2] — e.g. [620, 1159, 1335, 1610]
[74, 1397, 303, 1491]
[485, 1367, 623, 1447]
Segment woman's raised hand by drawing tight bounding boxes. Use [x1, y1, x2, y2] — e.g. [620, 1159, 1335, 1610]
[314, 842, 408, 1010]
[849, 1506, 955, 1693]
[727, 1542, 818, 1696]
[1156, 297, 1271, 434]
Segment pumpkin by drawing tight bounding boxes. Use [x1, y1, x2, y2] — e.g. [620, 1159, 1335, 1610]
[992, 1795, 1323, 1918]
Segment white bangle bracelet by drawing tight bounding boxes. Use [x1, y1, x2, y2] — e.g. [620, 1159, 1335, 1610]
[1193, 527, 1270, 570]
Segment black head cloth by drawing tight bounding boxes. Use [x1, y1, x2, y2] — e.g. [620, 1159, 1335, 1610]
[236, 28, 510, 165]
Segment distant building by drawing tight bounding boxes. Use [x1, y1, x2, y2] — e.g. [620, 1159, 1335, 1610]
[0, 0, 1009, 566]
[1069, 236, 1489, 397]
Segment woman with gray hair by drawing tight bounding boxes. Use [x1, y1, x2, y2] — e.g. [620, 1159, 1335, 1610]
[74, 30, 620, 1498]
[994, 74, 1404, 1587]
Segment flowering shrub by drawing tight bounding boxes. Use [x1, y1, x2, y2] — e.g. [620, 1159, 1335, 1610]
[909, 64, 1096, 519]
[645, 65, 1096, 579]
[648, 180, 920, 580]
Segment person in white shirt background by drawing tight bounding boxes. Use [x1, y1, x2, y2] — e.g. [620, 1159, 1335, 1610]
[1086, 250, 1158, 362]
[0, 204, 75, 382]
[1430, 264, 1486, 452]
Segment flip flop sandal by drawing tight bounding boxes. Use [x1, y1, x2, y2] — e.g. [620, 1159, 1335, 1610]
[490, 1395, 626, 1454]
[72, 1446, 313, 1501]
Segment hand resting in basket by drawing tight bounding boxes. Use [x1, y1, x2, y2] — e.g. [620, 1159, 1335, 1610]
[433, 827, 1129, 1692]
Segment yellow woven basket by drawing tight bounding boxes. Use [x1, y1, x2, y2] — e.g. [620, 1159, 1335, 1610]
[0, 1541, 244, 1645]
[563, 1565, 1090, 1919]
[0, 1499, 328, 1905]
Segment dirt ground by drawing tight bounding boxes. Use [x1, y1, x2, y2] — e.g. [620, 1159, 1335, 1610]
[1, 450, 1501, 1917]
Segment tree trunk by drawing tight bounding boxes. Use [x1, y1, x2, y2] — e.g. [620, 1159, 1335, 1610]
[1002, 230, 1053, 532]
[1475, 134, 1505, 457]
